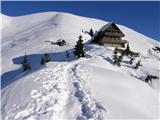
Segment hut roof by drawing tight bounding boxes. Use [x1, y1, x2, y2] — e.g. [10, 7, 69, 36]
[91, 22, 125, 43]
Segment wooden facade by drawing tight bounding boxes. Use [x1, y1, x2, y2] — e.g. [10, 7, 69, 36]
[91, 22, 127, 48]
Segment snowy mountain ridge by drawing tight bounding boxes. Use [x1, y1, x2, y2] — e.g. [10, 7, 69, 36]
[1, 12, 159, 120]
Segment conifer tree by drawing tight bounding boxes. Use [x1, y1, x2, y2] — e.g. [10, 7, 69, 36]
[40, 56, 45, 65]
[89, 28, 94, 37]
[113, 47, 119, 66]
[134, 60, 142, 69]
[74, 35, 85, 58]
[44, 53, 50, 63]
[22, 54, 31, 71]
[116, 58, 121, 67]
[119, 52, 124, 62]
[117, 53, 124, 67]
[113, 47, 118, 55]
[66, 51, 70, 58]
[113, 48, 117, 63]
[125, 43, 130, 56]
[113, 54, 118, 65]
[145, 75, 152, 83]
[40, 53, 50, 65]
[129, 57, 135, 65]
[145, 75, 159, 83]
[113, 55, 122, 67]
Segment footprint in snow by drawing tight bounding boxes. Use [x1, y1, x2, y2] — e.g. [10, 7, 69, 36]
[30, 90, 42, 99]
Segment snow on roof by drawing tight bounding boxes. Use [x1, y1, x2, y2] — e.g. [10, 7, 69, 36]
[99, 21, 114, 32]
[91, 22, 124, 41]
[91, 22, 114, 41]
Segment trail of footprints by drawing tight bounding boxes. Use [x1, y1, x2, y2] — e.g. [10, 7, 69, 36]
[5, 59, 106, 120]
[6, 63, 69, 120]
[70, 61, 106, 120]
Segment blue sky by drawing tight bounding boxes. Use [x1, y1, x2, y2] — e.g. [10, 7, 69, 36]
[1, 1, 160, 41]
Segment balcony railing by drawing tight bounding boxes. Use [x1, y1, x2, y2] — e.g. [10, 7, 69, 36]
[104, 32, 124, 37]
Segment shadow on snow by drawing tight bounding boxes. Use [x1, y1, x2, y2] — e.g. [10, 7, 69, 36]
[1, 41, 94, 89]
[1, 48, 76, 89]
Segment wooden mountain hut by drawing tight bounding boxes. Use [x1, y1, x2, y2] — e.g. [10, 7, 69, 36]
[91, 22, 127, 48]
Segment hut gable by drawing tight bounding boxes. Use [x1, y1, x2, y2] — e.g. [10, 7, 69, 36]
[91, 22, 127, 48]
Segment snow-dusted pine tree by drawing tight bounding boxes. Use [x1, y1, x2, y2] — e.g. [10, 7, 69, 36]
[22, 54, 31, 71]
[74, 35, 85, 58]
[113, 47, 121, 66]
[89, 28, 94, 37]
[40, 56, 45, 65]
[44, 53, 51, 63]
[134, 60, 142, 69]
[125, 43, 131, 56]
[129, 57, 135, 65]
[113, 54, 118, 65]
[113, 47, 118, 55]
[66, 51, 70, 58]
[145, 75, 159, 83]
[117, 53, 124, 66]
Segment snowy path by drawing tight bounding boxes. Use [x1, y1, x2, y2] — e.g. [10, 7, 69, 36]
[69, 59, 106, 120]
[3, 54, 158, 120]
[3, 59, 106, 120]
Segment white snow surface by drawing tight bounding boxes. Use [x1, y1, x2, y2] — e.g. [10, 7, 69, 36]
[1, 12, 160, 120]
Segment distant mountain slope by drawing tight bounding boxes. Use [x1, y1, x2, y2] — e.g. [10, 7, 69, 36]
[1, 12, 158, 75]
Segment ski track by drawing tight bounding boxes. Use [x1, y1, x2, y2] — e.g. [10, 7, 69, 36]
[70, 59, 106, 120]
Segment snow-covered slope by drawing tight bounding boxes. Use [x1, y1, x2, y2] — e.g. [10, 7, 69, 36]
[1, 12, 106, 75]
[0, 14, 12, 30]
[1, 12, 159, 120]
[1, 12, 159, 75]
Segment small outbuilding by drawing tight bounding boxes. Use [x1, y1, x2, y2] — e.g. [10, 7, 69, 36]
[91, 22, 127, 48]
[56, 39, 66, 46]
